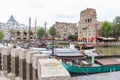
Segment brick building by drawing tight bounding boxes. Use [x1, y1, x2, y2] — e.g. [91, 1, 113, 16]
[13, 29, 35, 42]
[54, 22, 77, 39]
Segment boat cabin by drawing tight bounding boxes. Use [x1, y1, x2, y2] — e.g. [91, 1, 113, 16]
[75, 42, 94, 50]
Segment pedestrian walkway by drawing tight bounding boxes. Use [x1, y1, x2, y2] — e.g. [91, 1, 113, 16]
[0, 71, 10, 80]
[74, 71, 120, 80]
[0, 76, 10, 80]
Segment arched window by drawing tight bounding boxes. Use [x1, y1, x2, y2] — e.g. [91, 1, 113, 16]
[23, 31, 27, 35]
[17, 31, 20, 36]
[85, 19, 87, 23]
[88, 19, 92, 23]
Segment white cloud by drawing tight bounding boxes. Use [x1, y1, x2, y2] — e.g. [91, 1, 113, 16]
[0, 0, 120, 28]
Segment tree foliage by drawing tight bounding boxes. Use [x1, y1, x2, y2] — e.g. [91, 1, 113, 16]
[37, 27, 45, 38]
[68, 35, 74, 41]
[49, 26, 56, 36]
[100, 21, 112, 37]
[68, 33, 78, 41]
[0, 30, 4, 40]
[111, 16, 120, 39]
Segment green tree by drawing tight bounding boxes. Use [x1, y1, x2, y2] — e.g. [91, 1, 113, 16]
[68, 33, 78, 41]
[75, 32, 78, 41]
[111, 16, 120, 40]
[37, 27, 45, 38]
[68, 34, 74, 40]
[49, 26, 56, 36]
[0, 30, 4, 40]
[100, 21, 112, 37]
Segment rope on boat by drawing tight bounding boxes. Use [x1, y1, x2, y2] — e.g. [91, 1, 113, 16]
[79, 68, 89, 75]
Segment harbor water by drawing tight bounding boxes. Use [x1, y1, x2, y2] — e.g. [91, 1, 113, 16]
[72, 46, 120, 80]
[95, 47, 120, 55]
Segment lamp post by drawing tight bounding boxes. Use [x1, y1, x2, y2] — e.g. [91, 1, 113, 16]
[52, 26, 56, 56]
[52, 34, 54, 56]
[49, 25, 56, 57]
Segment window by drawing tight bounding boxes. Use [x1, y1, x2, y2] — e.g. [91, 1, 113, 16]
[88, 19, 92, 23]
[17, 31, 20, 36]
[23, 31, 27, 35]
[85, 19, 87, 23]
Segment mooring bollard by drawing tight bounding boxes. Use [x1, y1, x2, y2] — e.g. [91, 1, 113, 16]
[2, 47, 12, 73]
[38, 59, 71, 80]
[19, 48, 30, 80]
[32, 54, 48, 80]
[11, 48, 21, 77]
[26, 51, 39, 80]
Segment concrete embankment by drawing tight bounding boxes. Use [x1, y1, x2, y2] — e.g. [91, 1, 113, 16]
[0, 46, 72, 80]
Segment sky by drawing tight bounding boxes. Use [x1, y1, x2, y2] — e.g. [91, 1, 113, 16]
[0, 0, 120, 28]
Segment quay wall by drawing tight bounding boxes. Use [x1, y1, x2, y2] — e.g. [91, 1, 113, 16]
[0, 46, 71, 80]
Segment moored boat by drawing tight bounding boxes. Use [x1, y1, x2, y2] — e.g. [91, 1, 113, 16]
[56, 55, 120, 74]
[87, 43, 108, 47]
[74, 42, 108, 51]
[74, 42, 94, 50]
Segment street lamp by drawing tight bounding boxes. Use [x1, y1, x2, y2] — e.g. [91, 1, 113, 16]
[51, 26, 56, 57]
[49, 25, 56, 57]
[52, 26, 55, 57]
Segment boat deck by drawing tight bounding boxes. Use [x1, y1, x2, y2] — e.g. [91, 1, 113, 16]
[96, 58, 120, 66]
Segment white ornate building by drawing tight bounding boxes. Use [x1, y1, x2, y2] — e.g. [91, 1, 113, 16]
[0, 15, 27, 40]
[0, 22, 10, 40]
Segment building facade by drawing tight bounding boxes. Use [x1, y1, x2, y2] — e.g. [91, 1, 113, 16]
[13, 29, 36, 42]
[0, 15, 28, 40]
[0, 22, 10, 40]
[54, 22, 77, 39]
[78, 8, 101, 42]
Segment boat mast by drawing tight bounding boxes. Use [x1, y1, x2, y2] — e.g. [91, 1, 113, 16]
[28, 17, 31, 48]
[34, 17, 37, 47]
[44, 21, 47, 38]
[44, 21, 47, 46]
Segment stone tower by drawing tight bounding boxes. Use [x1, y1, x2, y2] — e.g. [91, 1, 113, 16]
[78, 8, 98, 42]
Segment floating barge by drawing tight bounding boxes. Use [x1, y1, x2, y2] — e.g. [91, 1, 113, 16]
[56, 55, 120, 74]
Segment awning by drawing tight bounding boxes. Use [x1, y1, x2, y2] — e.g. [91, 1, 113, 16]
[78, 36, 83, 40]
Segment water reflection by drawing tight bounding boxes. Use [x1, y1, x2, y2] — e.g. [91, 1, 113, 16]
[95, 47, 120, 55]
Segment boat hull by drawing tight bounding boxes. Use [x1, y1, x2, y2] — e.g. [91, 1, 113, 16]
[62, 62, 120, 74]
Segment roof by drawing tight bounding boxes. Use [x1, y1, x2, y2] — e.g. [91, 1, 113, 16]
[96, 58, 120, 66]
[7, 15, 16, 22]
